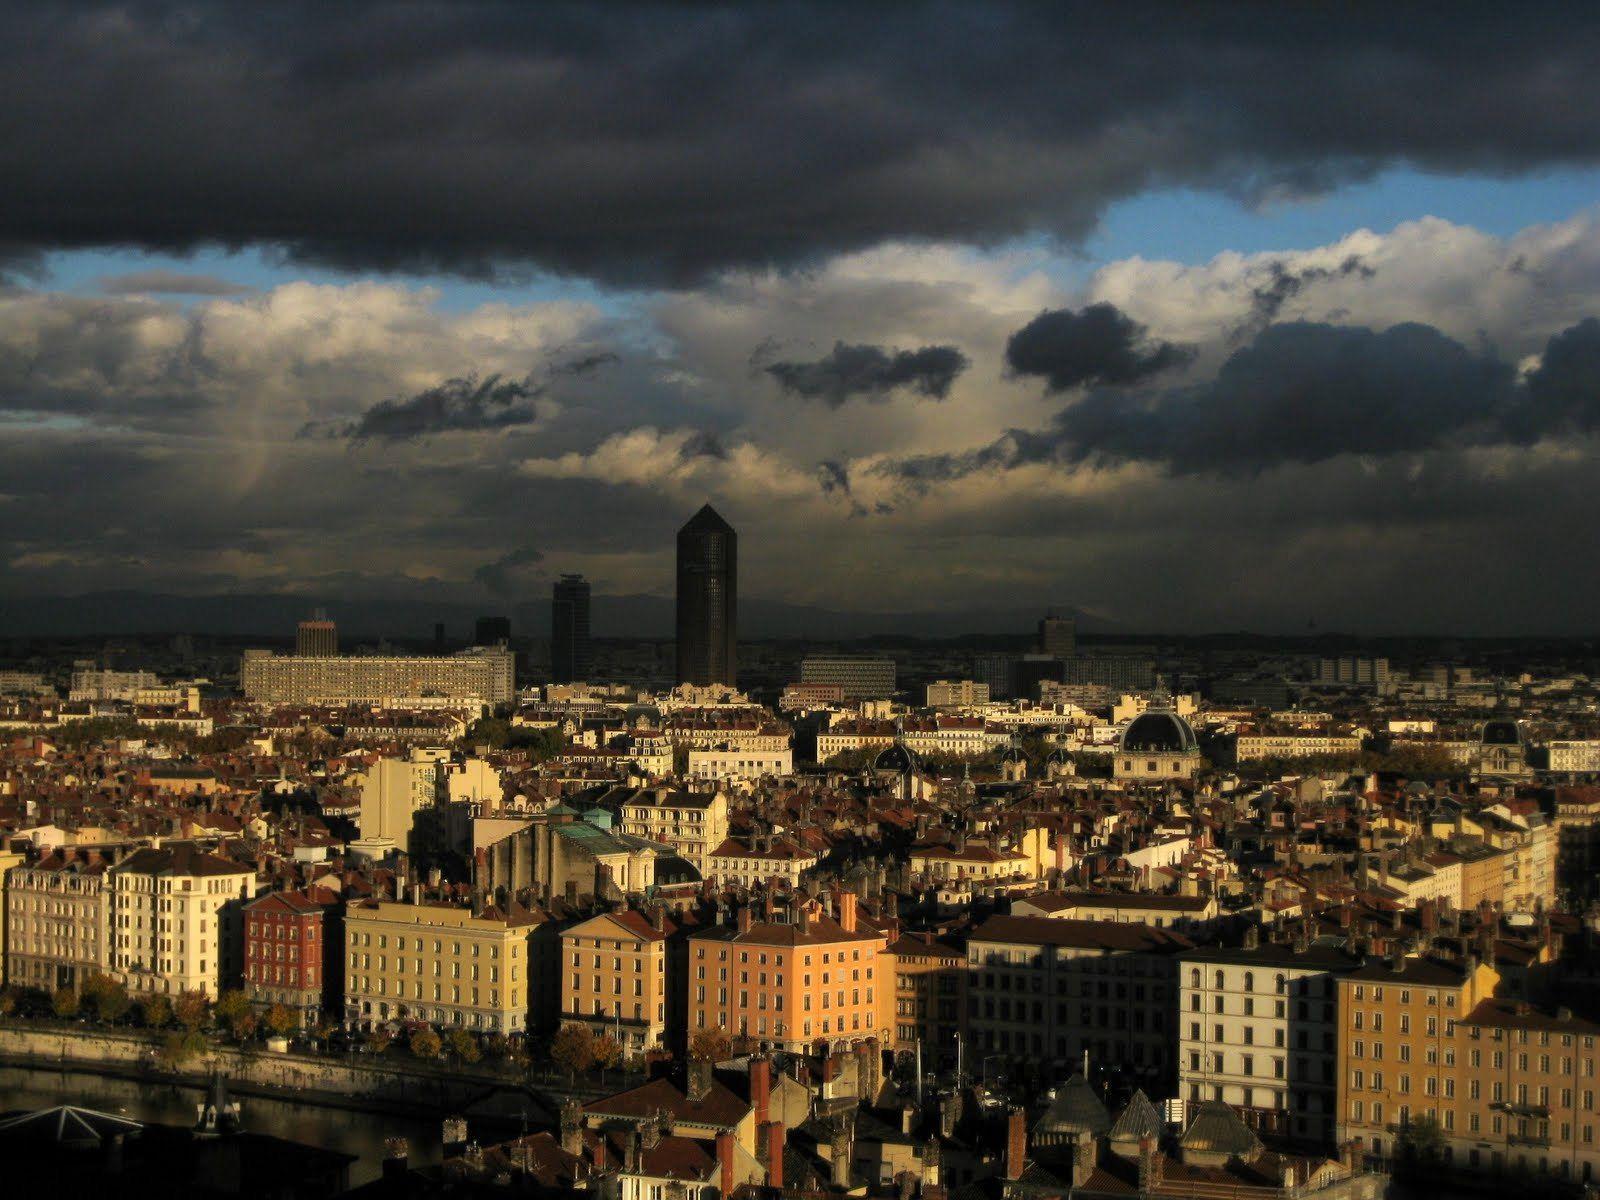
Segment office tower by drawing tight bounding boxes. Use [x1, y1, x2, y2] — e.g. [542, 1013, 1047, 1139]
[551, 574, 594, 683]
[1037, 608, 1076, 657]
[675, 504, 737, 687]
[475, 615, 511, 645]
[800, 656, 897, 700]
[295, 611, 337, 657]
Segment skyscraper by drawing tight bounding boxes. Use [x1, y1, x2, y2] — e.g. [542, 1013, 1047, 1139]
[475, 615, 511, 646]
[551, 574, 593, 683]
[1037, 607, 1076, 657]
[296, 611, 337, 657]
[675, 504, 737, 687]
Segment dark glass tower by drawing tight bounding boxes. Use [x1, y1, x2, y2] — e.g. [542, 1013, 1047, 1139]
[551, 574, 593, 683]
[675, 504, 737, 687]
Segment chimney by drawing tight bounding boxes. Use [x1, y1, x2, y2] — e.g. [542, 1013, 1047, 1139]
[689, 1057, 713, 1100]
[1072, 1134, 1096, 1187]
[839, 889, 858, 932]
[717, 1128, 736, 1198]
[831, 1117, 853, 1188]
[1138, 1135, 1163, 1192]
[765, 1121, 786, 1188]
[1006, 1107, 1027, 1180]
[651, 904, 667, 933]
[751, 1055, 771, 1126]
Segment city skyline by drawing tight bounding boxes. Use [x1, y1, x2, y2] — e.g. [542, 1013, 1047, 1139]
[11, 7, 1600, 635]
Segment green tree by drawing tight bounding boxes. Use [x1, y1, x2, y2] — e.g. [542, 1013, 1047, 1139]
[82, 974, 130, 1024]
[264, 1004, 299, 1039]
[214, 989, 252, 1039]
[174, 990, 211, 1032]
[51, 987, 80, 1020]
[448, 1026, 481, 1063]
[689, 1026, 730, 1064]
[141, 993, 173, 1029]
[550, 1022, 594, 1081]
[158, 1030, 208, 1070]
[410, 1027, 443, 1059]
[1397, 1114, 1447, 1169]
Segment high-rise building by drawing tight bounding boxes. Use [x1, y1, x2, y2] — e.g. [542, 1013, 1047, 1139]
[474, 615, 511, 645]
[675, 504, 737, 687]
[296, 611, 338, 657]
[240, 645, 515, 705]
[1037, 608, 1076, 657]
[551, 574, 594, 683]
[799, 656, 897, 699]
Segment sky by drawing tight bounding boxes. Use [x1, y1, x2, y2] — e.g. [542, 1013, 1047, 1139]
[8, 3, 1600, 636]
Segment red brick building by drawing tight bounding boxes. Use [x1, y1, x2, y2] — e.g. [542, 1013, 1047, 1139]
[244, 888, 338, 1025]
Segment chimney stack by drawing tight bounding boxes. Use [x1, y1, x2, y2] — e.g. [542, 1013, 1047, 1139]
[717, 1129, 735, 1198]
[751, 1055, 771, 1126]
[839, 889, 858, 932]
[1005, 1107, 1027, 1180]
[765, 1121, 786, 1188]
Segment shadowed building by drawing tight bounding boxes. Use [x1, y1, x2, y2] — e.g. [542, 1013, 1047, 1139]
[551, 574, 593, 683]
[676, 504, 737, 687]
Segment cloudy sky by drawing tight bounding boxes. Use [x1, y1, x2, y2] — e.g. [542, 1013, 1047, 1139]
[8, 3, 1600, 635]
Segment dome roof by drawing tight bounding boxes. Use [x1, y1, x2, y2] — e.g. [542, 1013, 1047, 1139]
[1119, 710, 1198, 754]
[1480, 718, 1522, 746]
[873, 741, 919, 774]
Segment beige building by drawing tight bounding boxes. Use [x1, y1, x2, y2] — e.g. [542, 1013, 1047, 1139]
[5, 849, 112, 991]
[559, 907, 675, 1054]
[685, 746, 793, 781]
[925, 679, 991, 708]
[343, 898, 541, 1033]
[241, 645, 515, 705]
[110, 843, 254, 998]
[617, 787, 728, 873]
[353, 750, 447, 853]
[704, 835, 820, 889]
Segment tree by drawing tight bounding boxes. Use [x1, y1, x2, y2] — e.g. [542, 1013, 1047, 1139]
[82, 974, 130, 1024]
[174, 990, 211, 1032]
[158, 1030, 208, 1071]
[591, 1033, 622, 1083]
[483, 1032, 509, 1060]
[264, 1004, 299, 1039]
[141, 993, 173, 1029]
[0, 987, 17, 1017]
[550, 1022, 595, 1081]
[366, 1027, 394, 1054]
[214, 990, 252, 1039]
[689, 1026, 730, 1064]
[449, 1026, 481, 1064]
[410, 1027, 443, 1060]
[1397, 1114, 1447, 1169]
[51, 987, 80, 1020]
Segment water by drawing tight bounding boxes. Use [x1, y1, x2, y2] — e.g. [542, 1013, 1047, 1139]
[0, 1063, 444, 1185]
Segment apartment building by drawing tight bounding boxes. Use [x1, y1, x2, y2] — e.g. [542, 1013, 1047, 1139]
[703, 835, 820, 889]
[684, 746, 794, 781]
[799, 657, 897, 700]
[965, 914, 1190, 1083]
[888, 929, 967, 1056]
[5, 849, 112, 991]
[1178, 938, 1362, 1147]
[1234, 727, 1363, 761]
[559, 906, 675, 1054]
[686, 893, 891, 1052]
[343, 898, 541, 1034]
[617, 788, 729, 873]
[110, 843, 254, 997]
[925, 679, 991, 708]
[240, 645, 515, 705]
[244, 889, 337, 1024]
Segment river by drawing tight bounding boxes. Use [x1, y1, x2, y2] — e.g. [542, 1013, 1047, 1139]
[0, 1062, 446, 1185]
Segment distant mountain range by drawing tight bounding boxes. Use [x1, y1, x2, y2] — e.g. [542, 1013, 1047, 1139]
[0, 590, 1116, 642]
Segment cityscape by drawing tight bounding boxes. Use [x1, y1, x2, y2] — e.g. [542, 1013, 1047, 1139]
[7, 5, 1600, 1200]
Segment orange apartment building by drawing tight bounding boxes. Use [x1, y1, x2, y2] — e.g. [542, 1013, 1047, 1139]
[1337, 952, 1600, 1183]
[686, 891, 893, 1052]
[560, 905, 676, 1055]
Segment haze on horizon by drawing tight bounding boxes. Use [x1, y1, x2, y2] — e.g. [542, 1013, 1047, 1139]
[9, 4, 1600, 636]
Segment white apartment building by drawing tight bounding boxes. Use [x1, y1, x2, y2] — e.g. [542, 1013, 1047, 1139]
[110, 843, 255, 997]
[1234, 728, 1363, 760]
[5, 851, 112, 991]
[1547, 740, 1600, 774]
[685, 745, 794, 781]
[617, 787, 729, 872]
[925, 679, 991, 708]
[240, 645, 515, 705]
[1178, 939, 1360, 1147]
[353, 750, 447, 852]
[703, 835, 820, 888]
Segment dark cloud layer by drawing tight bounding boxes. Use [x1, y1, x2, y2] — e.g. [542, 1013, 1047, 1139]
[335, 373, 544, 441]
[765, 342, 969, 406]
[98, 270, 253, 297]
[472, 544, 544, 597]
[1005, 303, 1194, 390]
[884, 318, 1600, 482]
[7, 5, 1600, 281]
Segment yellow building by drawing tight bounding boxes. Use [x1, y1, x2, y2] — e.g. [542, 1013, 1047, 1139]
[560, 907, 675, 1055]
[343, 898, 541, 1034]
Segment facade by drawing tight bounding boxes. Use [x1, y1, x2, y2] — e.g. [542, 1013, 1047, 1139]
[799, 657, 897, 701]
[925, 679, 991, 708]
[1178, 941, 1361, 1147]
[1114, 709, 1203, 782]
[965, 914, 1190, 1082]
[295, 616, 338, 657]
[241, 645, 515, 705]
[109, 844, 254, 998]
[684, 745, 794, 781]
[780, 682, 845, 710]
[686, 894, 890, 1052]
[1547, 740, 1600, 774]
[1038, 610, 1077, 657]
[617, 788, 729, 873]
[675, 504, 737, 687]
[703, 836, 820, 889]
[1235, 727, 1364, 761]
[343, 899, 540, 1033]
[1063, 653, 1157, 691]
[354, 751, 446, 852]
[889, 929, 967, 1056]
[67, 667, 160, 701]
[559, 907, 675, 1054]
[551, 574, 594, 684]
[243, 889, 335, 1023]
[4, 850, 112, 991]
[1317, 657, 1391, 687]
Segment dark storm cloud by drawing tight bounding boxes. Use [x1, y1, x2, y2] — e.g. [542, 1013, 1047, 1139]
[1005, 304, 1195, 390]
[765, 342, 969, 406]
[550, 351, 620, 377]
[333, 373, 545, 442]
[8, 5, 1600, 282]
[1236, 255, 1376, 338]
[473, 545, 544, 596]
[816, 460, 851, 495]
[678, 431, 728, 461]
[881, 318, 1600, 482]
[98, 270, 254, 296]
